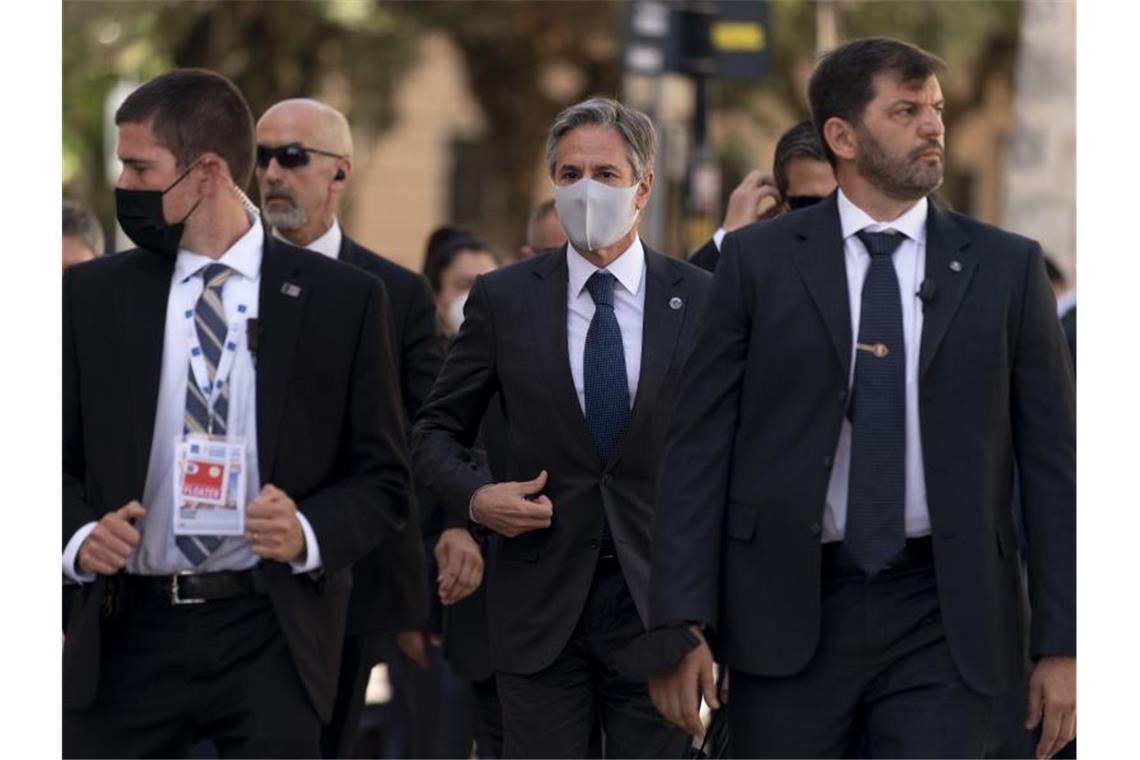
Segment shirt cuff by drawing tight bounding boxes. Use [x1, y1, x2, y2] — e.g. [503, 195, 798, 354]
[712, 227, 727, 251]
[62, 523, 98, 584]
[468, 484, 495, 524]
[290, 512, 322, 573]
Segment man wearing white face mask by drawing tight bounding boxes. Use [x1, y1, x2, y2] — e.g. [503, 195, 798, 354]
[412, 97, 712, 758]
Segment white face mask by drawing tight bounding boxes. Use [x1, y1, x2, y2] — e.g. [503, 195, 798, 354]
[445, 289, 469, 336]
[552, 178, 640, 253]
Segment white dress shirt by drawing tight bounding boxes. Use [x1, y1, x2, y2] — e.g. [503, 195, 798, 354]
[566, 238, 646, 412]
[63, 216, 321, 581]
[273, 217, 342, 260]
[821, 189, 931, 543]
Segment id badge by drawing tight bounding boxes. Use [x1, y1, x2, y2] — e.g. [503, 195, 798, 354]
[173, 435, 247, 536]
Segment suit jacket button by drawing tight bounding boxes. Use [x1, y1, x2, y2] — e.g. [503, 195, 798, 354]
[823, 455, 833, 469]
[809, 522, 821, 536]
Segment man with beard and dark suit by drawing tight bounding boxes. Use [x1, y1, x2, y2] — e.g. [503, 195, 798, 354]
[255, 98, 457, 758]
[413, 97, 709, 758]
[647, 38, 1076, 759]
[62, 69, 410, 758]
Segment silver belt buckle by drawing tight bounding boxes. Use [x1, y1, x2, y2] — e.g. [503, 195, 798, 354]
[170, 572, 206, 605]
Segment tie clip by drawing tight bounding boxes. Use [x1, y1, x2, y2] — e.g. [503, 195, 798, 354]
[856, 342, 890, 358]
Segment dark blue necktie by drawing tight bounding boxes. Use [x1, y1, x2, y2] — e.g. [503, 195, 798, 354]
[845, 230, 907, 575]
[583, 271, 630, 464]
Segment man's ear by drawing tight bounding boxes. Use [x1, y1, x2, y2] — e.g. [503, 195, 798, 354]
[635, 170, 654, 210]
[193, 153, 229, 196]
[823, 117, 857, 163]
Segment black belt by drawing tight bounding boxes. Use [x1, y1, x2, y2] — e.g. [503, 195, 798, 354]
[821, 536, 933, 576]
[122, 568, 268, 606]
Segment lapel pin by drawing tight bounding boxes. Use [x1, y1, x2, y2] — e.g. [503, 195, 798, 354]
[948, 260, 963, 273]
[281, 282, 302, 297]
[669, 296, 683, 310]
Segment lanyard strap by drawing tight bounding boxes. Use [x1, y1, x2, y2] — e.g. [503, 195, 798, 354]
[184, 295, 249, 426]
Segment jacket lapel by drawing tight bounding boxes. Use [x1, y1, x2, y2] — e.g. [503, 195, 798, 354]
[336, 233, 355, 265]
[123, 252, 176, 496]
[919, 203, 976, 378]
[528, 248, 600, 466]
[256, 234, 308, 483]
[607, 247, 687, 471]
[791, 193, 853, 380]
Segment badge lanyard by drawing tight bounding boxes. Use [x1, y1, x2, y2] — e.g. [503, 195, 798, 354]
[184, 290, 249, 436]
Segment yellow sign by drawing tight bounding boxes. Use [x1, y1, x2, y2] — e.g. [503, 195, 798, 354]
[711, 21, 766, 53]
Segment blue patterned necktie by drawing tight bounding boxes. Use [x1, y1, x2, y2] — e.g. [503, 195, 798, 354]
[177, 263, 234, 566]
[844, 230, 907, 575]
[583, 271, 631, 464]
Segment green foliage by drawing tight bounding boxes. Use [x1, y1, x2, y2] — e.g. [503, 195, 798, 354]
[62, 0, 419, 232]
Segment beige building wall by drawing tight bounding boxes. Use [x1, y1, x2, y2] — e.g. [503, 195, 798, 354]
[344, 32, 486, 273]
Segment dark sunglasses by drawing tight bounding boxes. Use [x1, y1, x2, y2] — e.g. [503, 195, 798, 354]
[256, 143, 343, 170]
[785, 195, 825, 211]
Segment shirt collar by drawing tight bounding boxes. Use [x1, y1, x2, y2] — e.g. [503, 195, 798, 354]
[566, 236, 645, 299]
[175, 214, 264, 283]
[837, 188, 928, 245]
[272, 218, 342, 260]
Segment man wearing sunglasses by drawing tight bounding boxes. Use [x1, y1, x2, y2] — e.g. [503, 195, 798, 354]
[690, 120, 837, 273]
[255, 98, 461, 759]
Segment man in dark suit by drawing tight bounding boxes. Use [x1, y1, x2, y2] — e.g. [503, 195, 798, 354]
[62, 70, 410, 758]
[413, 97, 709, 758]
[255, 97, 450, 758]
[647, 38, 1076, 759]
[689, 120, 836, 273]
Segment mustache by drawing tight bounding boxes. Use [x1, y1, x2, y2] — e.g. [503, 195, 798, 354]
[261, 183, 296, 204]
[909, 141, 944, 161]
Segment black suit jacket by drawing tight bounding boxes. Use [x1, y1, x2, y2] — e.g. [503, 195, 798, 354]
[412, 245, 712, 675]
[649, 194, 1076, 697]
[688, 238, 720, 273]
[62, 234, 411, 721]
[338, 234, 443, 635]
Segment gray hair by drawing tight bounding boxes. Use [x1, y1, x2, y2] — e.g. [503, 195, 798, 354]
[62, 200, 105, 257]
[545, 97, 657, 182]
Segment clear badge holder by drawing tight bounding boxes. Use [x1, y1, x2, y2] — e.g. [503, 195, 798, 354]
[172, 433, 247, 536]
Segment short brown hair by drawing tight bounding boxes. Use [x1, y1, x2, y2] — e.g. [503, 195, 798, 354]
[115, 68, 256, 187]
[808, 37, 946, 167]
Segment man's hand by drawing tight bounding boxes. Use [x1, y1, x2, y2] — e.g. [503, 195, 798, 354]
[245, 484, 305, 563]
[648, 624, 719, 739]
[721, 170, 782, 232]
[77, 501, 146, 575]
[395, 630, 438, 671]
[434, 527, 484, 605]
[1026, 655, 1076, 759]
[471, 470, 553, 538]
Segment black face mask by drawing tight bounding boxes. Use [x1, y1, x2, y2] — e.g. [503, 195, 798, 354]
[785, 195, 826, 211]
[115, 161, 202, 257]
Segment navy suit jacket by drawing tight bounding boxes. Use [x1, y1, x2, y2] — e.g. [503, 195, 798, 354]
[412, 245, 712, 674]
[649, 193, 1076, 697]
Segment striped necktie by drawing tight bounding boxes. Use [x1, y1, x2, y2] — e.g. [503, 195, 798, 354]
[177, 263, 234, 565]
